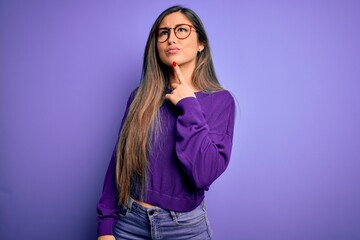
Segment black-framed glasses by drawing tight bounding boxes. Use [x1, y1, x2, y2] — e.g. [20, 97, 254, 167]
[157, 24, 194, 43]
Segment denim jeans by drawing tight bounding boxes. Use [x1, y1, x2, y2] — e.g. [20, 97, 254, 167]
[113, 199, 212, 239]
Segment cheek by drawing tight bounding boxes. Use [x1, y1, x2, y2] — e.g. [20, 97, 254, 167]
[183, 38, 200, 55]
[157, 44, 166, 61]
[183, 42, 198, 57]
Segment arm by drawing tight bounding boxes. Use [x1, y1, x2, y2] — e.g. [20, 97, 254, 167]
[164, 63, 235, 190]
[96, 148, 118, 237]
[175, 92, 235, 190]
[96, 89, 137, 237]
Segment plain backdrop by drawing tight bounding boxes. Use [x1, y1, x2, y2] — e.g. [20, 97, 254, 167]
[1, 0, 360, 239]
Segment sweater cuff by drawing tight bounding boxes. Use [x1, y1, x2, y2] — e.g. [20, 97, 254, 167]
[97, 219, 116, 237]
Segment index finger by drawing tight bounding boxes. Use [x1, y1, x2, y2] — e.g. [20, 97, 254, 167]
[172, 61, 184, 84]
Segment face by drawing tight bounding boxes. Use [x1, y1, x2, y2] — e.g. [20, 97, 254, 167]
[156, 12, 204, 68]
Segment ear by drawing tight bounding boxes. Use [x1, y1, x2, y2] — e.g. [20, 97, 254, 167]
[198, 43, 205, 53]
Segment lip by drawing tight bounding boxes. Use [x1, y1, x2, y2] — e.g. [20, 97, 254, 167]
[166, 46, 180, 54]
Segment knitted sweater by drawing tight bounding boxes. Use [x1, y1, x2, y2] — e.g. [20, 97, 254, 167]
[97, 88, 235, 236]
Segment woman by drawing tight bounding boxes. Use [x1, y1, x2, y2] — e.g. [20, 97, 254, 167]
[97, 5, 235, 240]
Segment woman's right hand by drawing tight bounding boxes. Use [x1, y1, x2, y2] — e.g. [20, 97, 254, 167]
[97, 235, 115, 240]
[165, 61, 196, 105]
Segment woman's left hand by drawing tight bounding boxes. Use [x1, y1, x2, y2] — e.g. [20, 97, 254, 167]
[165, 62, 196, 105]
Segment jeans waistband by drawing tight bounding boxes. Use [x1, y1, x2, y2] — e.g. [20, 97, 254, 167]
[125, 198, 205, 216]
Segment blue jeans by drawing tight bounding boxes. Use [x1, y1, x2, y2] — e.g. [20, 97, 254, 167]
[113, 199, 212, 239]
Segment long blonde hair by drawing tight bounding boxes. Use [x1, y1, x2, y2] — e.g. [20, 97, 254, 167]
[116, 5, 223, 205]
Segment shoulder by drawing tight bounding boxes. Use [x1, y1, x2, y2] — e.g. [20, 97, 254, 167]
[194, 89, 235, 120]
[124, 87, 139, 106]
[197, 89, 233, 98]
[129, 87, 139, 100]
[196, 89, 235, 131]
[196, 89, 235, 107]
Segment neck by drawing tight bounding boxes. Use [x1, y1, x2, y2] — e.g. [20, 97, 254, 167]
[179, 61, 195, 82]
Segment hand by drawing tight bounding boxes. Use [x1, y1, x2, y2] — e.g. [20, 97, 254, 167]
[97, 235, 115, 240]
[165, 61, 196, 105]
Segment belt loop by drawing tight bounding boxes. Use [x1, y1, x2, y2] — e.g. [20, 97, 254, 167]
[170, 211, 177, 222]
[127, 198, 135, 210]
[119, 198, 133, 216]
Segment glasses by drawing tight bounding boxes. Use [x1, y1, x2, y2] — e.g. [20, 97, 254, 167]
[157, 24, 194, 43]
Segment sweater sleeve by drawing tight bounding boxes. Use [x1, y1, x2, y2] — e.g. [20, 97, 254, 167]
[175, 91, 235, 190]
[96, 89, 137, 237]
[96, 148, 118, 236]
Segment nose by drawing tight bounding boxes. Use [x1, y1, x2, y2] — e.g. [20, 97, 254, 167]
[167, 29, 177, 43]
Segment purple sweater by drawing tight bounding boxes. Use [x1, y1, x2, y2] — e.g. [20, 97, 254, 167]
[96, 89, 235, 236]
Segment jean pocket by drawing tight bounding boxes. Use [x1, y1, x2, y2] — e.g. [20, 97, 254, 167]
[174, 206, 206, 226]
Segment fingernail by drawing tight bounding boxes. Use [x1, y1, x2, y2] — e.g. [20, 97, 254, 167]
[172, 61, 177, 67]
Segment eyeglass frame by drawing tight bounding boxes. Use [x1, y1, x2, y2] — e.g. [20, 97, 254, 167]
[156, 24, 195, 43]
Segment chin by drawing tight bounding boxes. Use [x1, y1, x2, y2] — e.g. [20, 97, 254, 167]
[168, 56, 180, 65]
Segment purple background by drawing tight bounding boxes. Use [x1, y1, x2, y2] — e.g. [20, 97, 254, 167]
[1, 1, 360, 239]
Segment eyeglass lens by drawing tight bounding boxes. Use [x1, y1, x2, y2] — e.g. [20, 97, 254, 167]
[157, 24, 192, 43]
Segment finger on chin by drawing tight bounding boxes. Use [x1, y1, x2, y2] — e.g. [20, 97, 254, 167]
[172, 61, 183, 84]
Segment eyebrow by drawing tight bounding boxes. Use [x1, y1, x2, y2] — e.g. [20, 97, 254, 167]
[158, 23, 189, 29]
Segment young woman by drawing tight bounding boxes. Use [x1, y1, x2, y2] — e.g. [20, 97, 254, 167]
[97, 5, 235, 240]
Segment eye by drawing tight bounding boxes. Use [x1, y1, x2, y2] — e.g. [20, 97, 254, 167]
[158, 29, 169, 36]
[177, 27, 189, 33]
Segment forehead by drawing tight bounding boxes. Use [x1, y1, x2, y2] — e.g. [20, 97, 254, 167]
[159, 12, 192, 28]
